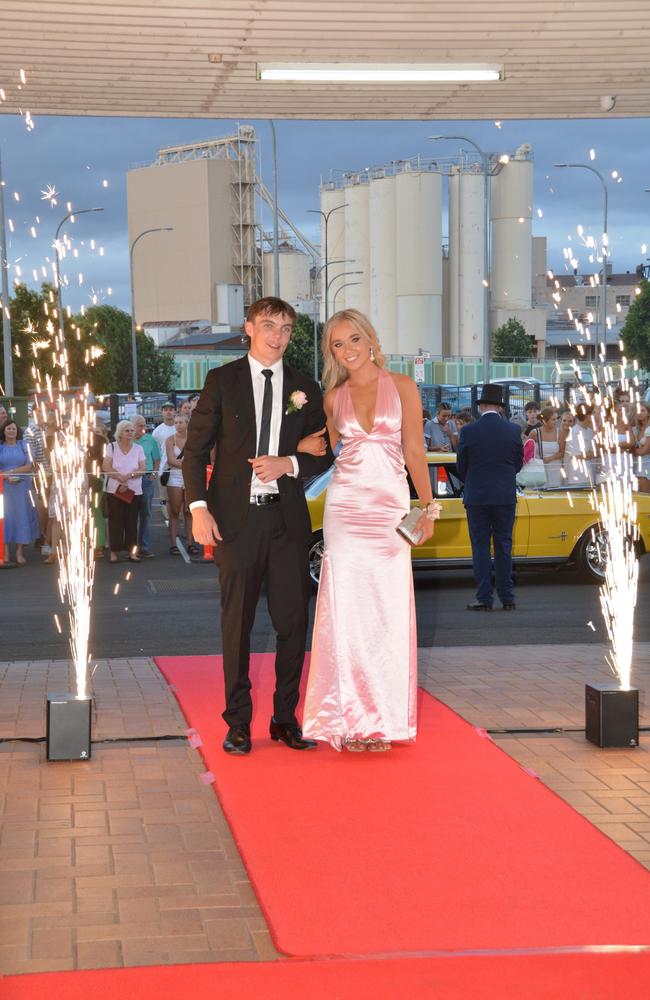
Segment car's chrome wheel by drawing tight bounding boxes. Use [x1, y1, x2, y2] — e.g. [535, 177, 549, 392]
[578, 527, 609, 582]
[308, 533, 324, 589]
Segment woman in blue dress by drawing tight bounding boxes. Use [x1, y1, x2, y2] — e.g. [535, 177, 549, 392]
[0, 419, 40, 564]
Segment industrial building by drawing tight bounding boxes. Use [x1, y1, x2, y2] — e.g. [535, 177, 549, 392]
[320, 145, 547, 360]
[126, 126, 314, 340]
[128, 127, 632, 372]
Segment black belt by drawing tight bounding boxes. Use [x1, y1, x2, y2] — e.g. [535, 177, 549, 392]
[250, 493, 281, 506]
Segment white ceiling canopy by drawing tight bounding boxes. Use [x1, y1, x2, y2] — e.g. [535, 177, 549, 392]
[0, 0, 648, 120]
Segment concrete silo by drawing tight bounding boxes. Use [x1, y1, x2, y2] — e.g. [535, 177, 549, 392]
[320, 184, 347, 320]
[448, 167, 486, 358]
[342, 180, 370, 315]
[490, 154, 533, 312]
[368, 174, 398, 354]
[395, 169, 443, 355]
[489, 149, 546, 349]
[262, 245, 310, 305]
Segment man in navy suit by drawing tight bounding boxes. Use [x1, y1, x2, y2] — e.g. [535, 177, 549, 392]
[456, 384, 524, 611]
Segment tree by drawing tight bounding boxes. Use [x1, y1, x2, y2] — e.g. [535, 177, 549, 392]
[1, 287, 176, 397]
[285, 312, 322, 379]
[2, 282, 98, 394]
[74, 305, 177, 393]
[621, 279, 650, 370]
[491, 317, 534, 361]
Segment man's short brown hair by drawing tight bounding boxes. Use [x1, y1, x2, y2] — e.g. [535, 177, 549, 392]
[246, 296, 297, 325]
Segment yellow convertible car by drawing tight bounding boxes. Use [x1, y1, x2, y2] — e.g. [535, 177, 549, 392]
[306, 452, 650, 588]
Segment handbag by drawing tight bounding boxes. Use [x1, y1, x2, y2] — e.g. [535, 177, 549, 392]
[517, 458, 547, 488]
[160, 445, 184, 487]
[396, 507, 425, 546]
[113, 484, 135, 504]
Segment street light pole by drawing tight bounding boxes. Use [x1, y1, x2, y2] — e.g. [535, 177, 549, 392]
[269, 121, 280, 297]
[430, 134, 491, 382]
[312, 296, 321, 382]
[555, 163, 609, 364]
[326, 269, 364, 307]
[333, 281, 362, 311]
[129, 227, 174, 393]
[0, 149, 13, 395]
[53, 207, 104, 344]
[307, 203, 348, 321]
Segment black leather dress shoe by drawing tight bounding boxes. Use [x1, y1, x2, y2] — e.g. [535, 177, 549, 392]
[466, 601, 493, 611]
[502, 603, 516, 610]
[223, 726, 251, 755]
[270, 718, 317, 750]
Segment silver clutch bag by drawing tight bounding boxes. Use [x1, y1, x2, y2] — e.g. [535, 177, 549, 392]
[396, 506, 424, 546]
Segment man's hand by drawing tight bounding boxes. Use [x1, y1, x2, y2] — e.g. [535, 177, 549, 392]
[192, 507, 222, 545]
[248, 455, 293, 483]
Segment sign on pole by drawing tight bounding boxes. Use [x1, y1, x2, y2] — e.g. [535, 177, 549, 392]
[414, 357, 425, 383]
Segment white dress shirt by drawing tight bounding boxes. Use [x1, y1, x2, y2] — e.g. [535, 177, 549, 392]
[249, 354, 291, 497]
[189, 353, 298, 511]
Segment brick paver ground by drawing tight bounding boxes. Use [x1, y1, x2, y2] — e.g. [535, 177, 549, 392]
[1, 644, 648, 974]
[0, 658, 277, 975]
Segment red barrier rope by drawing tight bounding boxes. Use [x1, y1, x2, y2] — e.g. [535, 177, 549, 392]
[0, 473, 4, 564]
[203, 465, 214, 561]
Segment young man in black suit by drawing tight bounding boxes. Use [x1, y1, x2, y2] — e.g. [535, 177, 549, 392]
[456, 384, 524, 611]
[184, 297, 333, 755]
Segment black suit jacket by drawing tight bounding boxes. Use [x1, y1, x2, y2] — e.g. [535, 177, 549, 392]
[456, 412, 524, 507]
[183, 355, 334, 543]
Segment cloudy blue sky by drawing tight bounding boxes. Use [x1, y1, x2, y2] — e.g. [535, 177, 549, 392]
[1, 113, 649, 314]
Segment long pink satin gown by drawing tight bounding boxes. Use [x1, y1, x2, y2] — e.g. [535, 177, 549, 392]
[303, 369, 418, 750]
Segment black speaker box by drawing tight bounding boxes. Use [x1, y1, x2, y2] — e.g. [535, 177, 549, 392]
[585, 683, 638, 749]
[46, 693, 92, 761]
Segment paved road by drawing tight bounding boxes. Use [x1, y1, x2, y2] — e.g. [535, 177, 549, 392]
[2, 518, 648, 660]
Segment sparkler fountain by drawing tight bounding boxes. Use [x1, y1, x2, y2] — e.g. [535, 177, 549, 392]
[35, 311, 98, 759]
[551, 151, 642, 745]
[584, 368, 641, 747]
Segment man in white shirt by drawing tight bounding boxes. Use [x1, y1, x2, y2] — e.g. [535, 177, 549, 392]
[152, 402, 176, 477]
[184, 298, 333, 756]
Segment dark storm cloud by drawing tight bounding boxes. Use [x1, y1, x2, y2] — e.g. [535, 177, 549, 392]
[2, 113, 650, 312]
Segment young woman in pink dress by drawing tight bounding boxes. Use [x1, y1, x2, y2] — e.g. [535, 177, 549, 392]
[301, 310, 437, 752]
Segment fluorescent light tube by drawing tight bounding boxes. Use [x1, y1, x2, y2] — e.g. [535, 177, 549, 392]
[257, 64, 503, 83]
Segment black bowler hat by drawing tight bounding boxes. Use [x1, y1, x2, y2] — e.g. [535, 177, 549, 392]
[477, 384, 505, 406]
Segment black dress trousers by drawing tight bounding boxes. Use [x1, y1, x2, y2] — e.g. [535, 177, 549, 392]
[215, 501, 310, 728]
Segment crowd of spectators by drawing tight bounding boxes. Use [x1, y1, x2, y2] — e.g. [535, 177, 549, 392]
[422, 389, 650, 493]
[0, 396, 201, 567]
[1, 385, 649, 567]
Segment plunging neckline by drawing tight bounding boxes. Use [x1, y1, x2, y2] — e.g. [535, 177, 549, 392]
[347, 371, 382, 436]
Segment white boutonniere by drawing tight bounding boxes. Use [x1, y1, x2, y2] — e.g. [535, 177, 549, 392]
[286, 390, 307, 415]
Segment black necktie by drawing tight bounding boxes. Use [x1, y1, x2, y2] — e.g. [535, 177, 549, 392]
[257, 369, 273, 457]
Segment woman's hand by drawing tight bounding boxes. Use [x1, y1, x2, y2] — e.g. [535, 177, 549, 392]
[413, 511, 435, 546]
[297, 426, 328, 456]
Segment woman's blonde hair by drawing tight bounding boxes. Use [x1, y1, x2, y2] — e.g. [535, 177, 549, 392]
[321, 309, 386, 391]
[114, 420, 135, 440]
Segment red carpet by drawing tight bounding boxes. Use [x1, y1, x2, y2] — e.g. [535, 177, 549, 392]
[5, 953, 650, 1000]
[153, 654, 650, 957]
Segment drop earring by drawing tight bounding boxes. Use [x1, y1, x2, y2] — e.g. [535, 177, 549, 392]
[370, 346, 375, 363]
